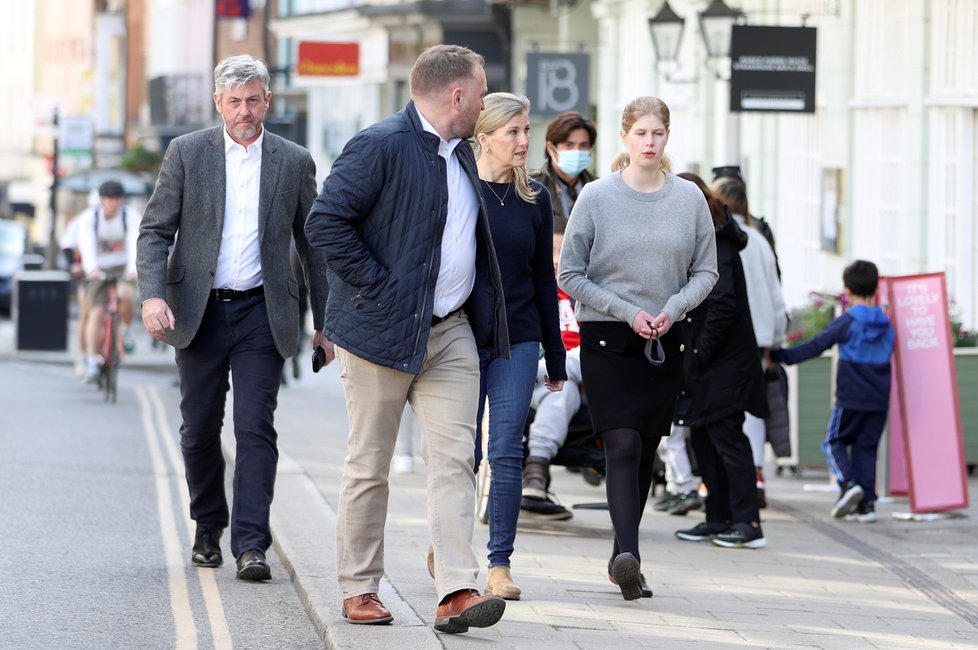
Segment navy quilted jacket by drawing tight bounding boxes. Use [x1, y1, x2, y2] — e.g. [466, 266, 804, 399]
[305, 102, 509, 374]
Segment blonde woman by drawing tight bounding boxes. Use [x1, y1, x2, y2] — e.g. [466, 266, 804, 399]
[474, 93, 566, 600]
[557, 96, 717, 600]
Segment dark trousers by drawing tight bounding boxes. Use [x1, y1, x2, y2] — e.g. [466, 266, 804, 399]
[174, 294, 285, 558]
[691, 411, 759, 526]
[823, 406, 887, 505]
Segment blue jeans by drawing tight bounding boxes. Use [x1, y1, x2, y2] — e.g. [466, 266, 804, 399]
[476, 341, 540, 567]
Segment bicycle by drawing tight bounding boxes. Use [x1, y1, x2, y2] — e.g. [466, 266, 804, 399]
[95, 274, 124, 403]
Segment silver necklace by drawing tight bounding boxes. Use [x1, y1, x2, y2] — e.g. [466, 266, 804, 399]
[483, 180, 512, 206]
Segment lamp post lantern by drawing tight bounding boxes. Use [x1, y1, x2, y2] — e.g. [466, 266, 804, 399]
[698, 0, 744, 59]
[647, 1, 685, 64]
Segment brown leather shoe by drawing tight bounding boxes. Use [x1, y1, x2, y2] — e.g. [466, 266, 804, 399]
[341, 593, 393, 625]
[434, 589, 505, 634]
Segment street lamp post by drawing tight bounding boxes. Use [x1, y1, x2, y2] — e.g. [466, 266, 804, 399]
[47, 108, 60, 270]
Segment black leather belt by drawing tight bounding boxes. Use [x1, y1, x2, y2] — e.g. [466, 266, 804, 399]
[431, 309, 460, 328]
[210, 285, 264, 302]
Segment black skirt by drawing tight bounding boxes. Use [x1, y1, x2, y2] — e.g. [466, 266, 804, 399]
[579, 320, 686, 438]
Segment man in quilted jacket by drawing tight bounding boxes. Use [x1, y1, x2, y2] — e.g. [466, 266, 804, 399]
[305, 44, 510, 634]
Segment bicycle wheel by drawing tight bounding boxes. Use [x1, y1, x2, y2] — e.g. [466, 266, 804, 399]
[104, 314, 119, 403]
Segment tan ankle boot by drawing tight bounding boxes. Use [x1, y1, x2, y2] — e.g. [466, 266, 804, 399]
[485, 566, 522, 600]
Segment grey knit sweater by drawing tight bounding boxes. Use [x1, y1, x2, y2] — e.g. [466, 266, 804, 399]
[557, 172, 718, 327]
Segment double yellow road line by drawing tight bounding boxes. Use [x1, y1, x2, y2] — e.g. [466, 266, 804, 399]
[136, 386, 232, 650]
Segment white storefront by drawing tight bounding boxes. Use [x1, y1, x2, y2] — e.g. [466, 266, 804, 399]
[585, 0, 977, 329]
[269, 0, 977, 329]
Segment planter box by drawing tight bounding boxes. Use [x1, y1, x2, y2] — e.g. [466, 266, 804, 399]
[779, 349, 977, 472]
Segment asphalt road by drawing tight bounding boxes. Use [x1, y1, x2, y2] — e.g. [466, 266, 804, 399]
[0, 359, 325, 649]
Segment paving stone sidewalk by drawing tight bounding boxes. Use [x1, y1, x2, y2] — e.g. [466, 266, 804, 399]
[5, 315, 977, 648]
[273, 365, 978, 650]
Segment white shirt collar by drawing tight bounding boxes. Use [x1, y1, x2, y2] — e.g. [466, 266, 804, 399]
[223, 126, 264, 154]
[414, 106, 462, 156]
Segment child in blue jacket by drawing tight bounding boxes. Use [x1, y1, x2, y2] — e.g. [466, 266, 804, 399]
[771, 260, 895, 522]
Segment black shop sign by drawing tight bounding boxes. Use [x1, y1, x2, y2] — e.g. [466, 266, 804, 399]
[729, 25, 816, 113]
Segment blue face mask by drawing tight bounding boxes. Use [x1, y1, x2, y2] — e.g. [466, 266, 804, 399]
[554, 150, 592, 178]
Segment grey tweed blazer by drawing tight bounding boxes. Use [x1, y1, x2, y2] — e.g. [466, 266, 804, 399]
[136, 125, 328, 359]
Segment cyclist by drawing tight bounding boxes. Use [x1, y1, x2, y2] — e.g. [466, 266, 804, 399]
[75, 180, 141, 383]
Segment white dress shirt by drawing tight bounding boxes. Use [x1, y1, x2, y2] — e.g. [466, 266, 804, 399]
[415, 107, 478, 317]
[214, 128, 264, 291]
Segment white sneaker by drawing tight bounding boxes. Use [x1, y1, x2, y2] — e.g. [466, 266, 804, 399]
[393, 453, 414, 474]
[845, 505, 877, 523]
[831, 480, 865, 518]
[83, 363, 101, 384]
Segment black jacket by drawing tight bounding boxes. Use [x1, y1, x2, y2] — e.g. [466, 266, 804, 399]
[530, 163, 597, 233]
[674, 215, 768, 427]
[305, 102, 509, 374]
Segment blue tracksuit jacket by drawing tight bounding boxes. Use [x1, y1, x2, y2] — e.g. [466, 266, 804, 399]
[771, 305, 895, 411]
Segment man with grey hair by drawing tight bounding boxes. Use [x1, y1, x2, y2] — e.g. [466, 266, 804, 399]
[137, 54, 330, 582]
[305, 44, 509, 633]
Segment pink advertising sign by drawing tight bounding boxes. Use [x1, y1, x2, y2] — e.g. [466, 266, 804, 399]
[886, 273, 968, 512]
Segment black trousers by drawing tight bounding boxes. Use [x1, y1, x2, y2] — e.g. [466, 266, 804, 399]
[690, 411, 760, 526]
[174, 294, 285, 558]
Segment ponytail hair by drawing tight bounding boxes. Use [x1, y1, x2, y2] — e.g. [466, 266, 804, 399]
[710, 176, 753, 227]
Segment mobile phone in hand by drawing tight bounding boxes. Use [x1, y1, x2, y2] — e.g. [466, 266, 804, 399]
[312, 346, 326, 373]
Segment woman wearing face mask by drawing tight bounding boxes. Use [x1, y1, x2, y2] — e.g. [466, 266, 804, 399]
[531, 111, 598, 234]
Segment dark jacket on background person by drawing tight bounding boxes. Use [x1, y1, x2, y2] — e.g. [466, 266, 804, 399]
[530, 163, 597, 233]
[304, 101, 509, 374]
[674, 215, 768, 427]
[771, 305, 894, 411]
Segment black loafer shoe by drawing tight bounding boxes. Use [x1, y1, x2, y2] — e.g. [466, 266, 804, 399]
[191, 527, 223, 568]
[236, 549, 271, 581]
[608, 556, 653, 598]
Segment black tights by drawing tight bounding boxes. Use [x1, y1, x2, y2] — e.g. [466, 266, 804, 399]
[603, 427, 656, 566]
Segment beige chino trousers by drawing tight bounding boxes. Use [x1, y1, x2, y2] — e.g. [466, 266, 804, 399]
[335, 311, 481, 601]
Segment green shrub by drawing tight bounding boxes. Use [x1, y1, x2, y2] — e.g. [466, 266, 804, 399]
[786, 292, 843, 347]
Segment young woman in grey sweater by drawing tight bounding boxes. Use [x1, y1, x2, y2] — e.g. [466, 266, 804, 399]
[557, 96, 718, 601]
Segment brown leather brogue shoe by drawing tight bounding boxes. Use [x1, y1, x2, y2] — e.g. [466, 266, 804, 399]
[434, 589, 505, 634]
[342, 593, 393, 625]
